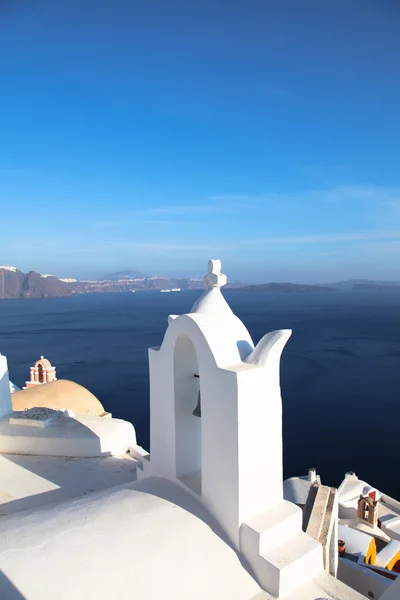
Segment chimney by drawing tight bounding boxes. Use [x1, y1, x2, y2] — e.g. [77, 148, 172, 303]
[308, 468, 317, 484]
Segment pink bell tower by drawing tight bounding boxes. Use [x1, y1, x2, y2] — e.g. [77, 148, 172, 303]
[24, 356, 57, 389]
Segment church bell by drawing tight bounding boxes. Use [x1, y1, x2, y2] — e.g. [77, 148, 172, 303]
[192, 390, 201, 418]
[192, 374, 201, 417]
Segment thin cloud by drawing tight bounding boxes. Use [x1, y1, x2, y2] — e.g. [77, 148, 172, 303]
[127, 199, 247, 218]
[128, 204, 215, 216]
[114, 185, 400, 223]
[248, 230, 400, 245]
[121, 241, 210, 251]
[115, 229, 400, 253]
[210, 185, 400, 206]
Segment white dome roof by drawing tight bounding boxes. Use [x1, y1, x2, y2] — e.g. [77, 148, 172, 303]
[187, 260, 254, 363]
[0, 477, 261, 600]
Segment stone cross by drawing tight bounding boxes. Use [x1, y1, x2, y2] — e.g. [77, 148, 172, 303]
[204, 259, 227, 289]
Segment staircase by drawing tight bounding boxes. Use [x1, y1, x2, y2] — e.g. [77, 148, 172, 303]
[241, 500, 324, 597]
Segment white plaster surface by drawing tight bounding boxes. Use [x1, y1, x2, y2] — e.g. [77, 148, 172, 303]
[0, 473, 366, 600]
[0, 355, 12, 419]
[378, 495, 400, 541]
[339, 518, 391, 543]
[0, 476, 262, 600]
[382, 518, 400, 542]
[338, 524, 373, 560]
[0, 453, 137, 516]
[144, 260, 292, 549]
[338, 473, 381, 518]
[283, 474, 321, 506]
[338, 558, 392, 599]
[375, 540, 400, 569]
[381, 575, 400, 599]
[0, 413, 136, 456]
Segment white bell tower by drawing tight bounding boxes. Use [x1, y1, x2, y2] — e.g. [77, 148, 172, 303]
[0, 353, 12, 419]
[140, 260, 323, 597]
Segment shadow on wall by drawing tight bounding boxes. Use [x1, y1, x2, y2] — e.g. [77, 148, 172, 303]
[236, 340, 253, 360]
[132, 477, 257, 579]
[0, 367, 11, 417]
[0, 571, 26, 600]
[0, 451, 137, 517]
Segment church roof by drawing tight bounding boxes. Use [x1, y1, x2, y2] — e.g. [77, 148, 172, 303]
[375, 540, 400, 569]
[337, 475, 381, 507]
[0, 476, 262, 600]
[12, 379, 107, 416]
[0, 453, 138, 517]
[283, 475, 320, 506]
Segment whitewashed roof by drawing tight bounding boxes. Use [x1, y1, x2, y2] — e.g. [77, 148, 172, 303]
[284, 475, 321, 506]
[375, 540, 400, 569]
[338, 524, 374, 557]
[0, 453, 138, 517]
[0, 477, 261, 600]
[338, 473, 381, 507]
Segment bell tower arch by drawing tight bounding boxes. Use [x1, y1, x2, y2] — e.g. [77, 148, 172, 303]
[25, 356, 57, 389]
[174, 335, 202, 494]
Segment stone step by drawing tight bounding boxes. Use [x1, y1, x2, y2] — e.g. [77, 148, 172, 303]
[242, 500, 303, 554]
[259, 532, 323, 597]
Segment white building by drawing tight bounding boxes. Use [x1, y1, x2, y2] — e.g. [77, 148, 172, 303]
[0, 259, 390, 599]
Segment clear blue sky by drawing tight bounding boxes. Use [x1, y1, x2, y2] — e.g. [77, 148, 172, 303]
[1, 0, 399, 282]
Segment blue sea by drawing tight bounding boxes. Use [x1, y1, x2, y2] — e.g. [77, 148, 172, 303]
[1, 290, 399, 497]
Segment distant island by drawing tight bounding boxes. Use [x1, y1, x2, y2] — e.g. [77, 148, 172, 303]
[353, 282, 400, 291]
[0, 266, 243, 299]
[239, 283, 334, 293]
[1, 266, 400, 299]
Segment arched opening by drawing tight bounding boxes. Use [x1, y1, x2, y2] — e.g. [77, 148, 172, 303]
[392, 560, 400, 573]
[37, 363, 44, 383]
[365, 539, 377, 565]
[364, 503, 370, 520]
[174, 335, 202, 495]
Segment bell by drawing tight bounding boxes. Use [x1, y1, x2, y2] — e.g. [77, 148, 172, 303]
[192, 390, 201, 417]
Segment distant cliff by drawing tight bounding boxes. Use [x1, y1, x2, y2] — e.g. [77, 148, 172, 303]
[0, 267, 73, 299]
[2, 266, 337, 299]
[0, 266, 245, 298]
[239, 283, 334, 293]
[353, 282, 400, 291]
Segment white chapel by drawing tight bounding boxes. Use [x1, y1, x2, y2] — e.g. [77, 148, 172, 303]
[0, 260, 395, 599]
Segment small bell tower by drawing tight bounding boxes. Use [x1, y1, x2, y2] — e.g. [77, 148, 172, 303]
[140, 259, 324, 597]
[25, 356, 57, 389]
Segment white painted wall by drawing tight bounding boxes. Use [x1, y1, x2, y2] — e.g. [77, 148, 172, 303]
[0, 355, 12, 419]
[141, 261, 326, 597]
[338, 558, 391, 599]
[0, 477, 262, 600]
[381, 575, 400, 600]
[329, 491, 339, 576]
[0, 414, 136, 457]
[144, 307, 292, 548]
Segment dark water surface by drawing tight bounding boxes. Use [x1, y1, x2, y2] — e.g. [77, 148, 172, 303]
[1, 291, 399, 497]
